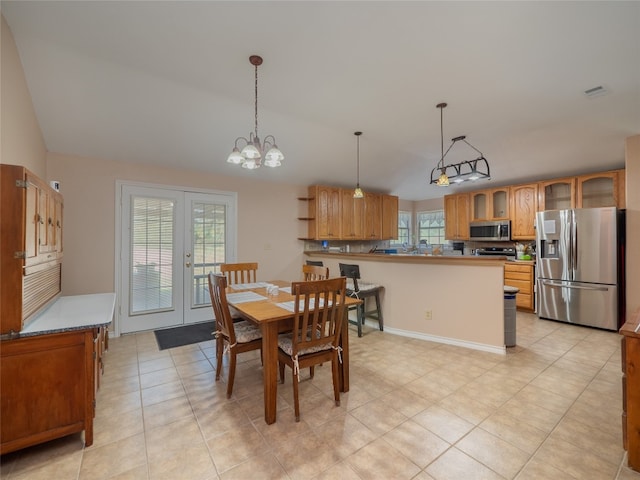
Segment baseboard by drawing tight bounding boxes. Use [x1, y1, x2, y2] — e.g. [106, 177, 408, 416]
[379, 325, 506, 355]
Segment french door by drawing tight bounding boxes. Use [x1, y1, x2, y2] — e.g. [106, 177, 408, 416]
[117, 183, 236, 334]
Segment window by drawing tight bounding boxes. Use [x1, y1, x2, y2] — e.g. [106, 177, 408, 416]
[394, 211, 411, 245]
[417, 210, 445, 245]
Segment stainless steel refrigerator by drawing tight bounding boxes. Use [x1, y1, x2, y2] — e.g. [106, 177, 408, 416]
[536, 207, 624, 331]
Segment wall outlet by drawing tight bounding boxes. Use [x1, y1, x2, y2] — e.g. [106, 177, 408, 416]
[424, 310, 432, 320]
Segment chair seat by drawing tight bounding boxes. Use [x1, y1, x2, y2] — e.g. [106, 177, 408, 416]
[278, 331, 331, 357]
[233, 320, 262, 343]
[345, 280, 380, 293]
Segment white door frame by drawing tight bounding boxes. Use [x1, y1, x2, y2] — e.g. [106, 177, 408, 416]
[114, 180, 237, 337]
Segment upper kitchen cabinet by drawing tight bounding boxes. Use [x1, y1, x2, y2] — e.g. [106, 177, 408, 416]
[307, 185, 341, 240]
[341, 189, 365, 239]
[381, 194, 399, 240]
[363, 192, 382, 239]
[510, 183, 538, 240]
[444, 193, 470, 241]
[538, 177, 576, 211]
[471, 188, 509, 221]
[576, 169, 625, 208]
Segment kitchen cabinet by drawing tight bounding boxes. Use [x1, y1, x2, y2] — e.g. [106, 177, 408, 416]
[303, 186, 397, 241]
[577, 169, 624, 208]
[1, 165, 63, 335]
[1, 329, 96, 454]
[471, 188, 509, 221]
[444, 193, 470, 241]
[538, 177, 575, 211]
[363, 192, 382, 239]
[621, 318, 640, 472]
[341, 189, 365, 239]
[510, 183, 538, 240]
[504, 263, 535, 310]
[0, 293, 114, 455]
[381, 194, 399, 240]
[307, 185, 341, 240]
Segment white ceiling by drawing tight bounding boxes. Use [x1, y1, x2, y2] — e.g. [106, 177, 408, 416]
[2, 1, 639, 201]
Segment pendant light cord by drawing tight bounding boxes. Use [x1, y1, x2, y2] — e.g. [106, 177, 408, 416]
[254, 63, 259, 138]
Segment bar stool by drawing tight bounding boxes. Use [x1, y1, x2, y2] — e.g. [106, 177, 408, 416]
[338, 263, 384, 337]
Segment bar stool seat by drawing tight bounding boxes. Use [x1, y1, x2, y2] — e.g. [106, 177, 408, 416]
[339, 263, 384, 337]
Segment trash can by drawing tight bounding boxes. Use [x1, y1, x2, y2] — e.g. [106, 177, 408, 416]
[504, 286, 519, 347]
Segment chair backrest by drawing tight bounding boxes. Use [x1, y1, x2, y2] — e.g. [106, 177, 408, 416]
[302, 264, 330, 281]
[290, 277, 346, 355]
[338, 263, 360, 291]
[305, 260, 324, 267]
[220, 262, 258, 285]
[208, 272, 236, 344]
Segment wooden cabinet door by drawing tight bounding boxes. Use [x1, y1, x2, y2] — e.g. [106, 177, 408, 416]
[491, 188, 509, 219]
[471, 191, 488, 221]
[576, 170, 621, 208]
[315, 186, 341, 239]
[538, 178, 575, 211]
[341, 189, 364, 239]
[24, 176, 39, 264]
[510, 184, 538, 240]
[445, 193, 470, 240]
[381, 195, 398, 240]
[363, 192, 382, 239]
[472, 188, 508, 221]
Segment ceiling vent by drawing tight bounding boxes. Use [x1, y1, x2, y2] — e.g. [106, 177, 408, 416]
[584, 85, 609, 98]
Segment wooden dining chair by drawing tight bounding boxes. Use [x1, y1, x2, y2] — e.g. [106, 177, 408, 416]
[338, 263, 384, 337]
[302, 264, 330, 281]
[278, 277, 347, 422]
[220, 262, 258, 285]
[208, 273, 262, 399]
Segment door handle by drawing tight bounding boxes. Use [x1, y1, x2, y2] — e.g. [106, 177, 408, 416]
[542, 280, 608, 292]
[185, 262, 191, 268]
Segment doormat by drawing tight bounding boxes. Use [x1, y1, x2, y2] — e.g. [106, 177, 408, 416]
[154, 321, 216, 350]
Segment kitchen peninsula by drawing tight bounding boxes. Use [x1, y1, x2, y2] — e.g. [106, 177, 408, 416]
[305, 251, 508, 353]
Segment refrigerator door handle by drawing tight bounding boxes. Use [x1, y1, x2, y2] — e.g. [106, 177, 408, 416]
[572, 210, 578, 279]
[541, 280, 610, 292]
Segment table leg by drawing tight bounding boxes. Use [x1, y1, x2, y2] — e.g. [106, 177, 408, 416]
[262, 322, 279, 424]
[339, 309, 350, 392]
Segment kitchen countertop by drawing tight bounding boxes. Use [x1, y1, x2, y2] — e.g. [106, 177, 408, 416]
[305, 251, 508, 266]
[19, 293, 115, 337]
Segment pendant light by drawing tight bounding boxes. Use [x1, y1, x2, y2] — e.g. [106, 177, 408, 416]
[429, 102, 491, 186]
[227, 55, 284, 170]
[353, 131, 364, 198]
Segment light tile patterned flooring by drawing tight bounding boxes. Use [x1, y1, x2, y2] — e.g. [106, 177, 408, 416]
[2, 312, 640, 479]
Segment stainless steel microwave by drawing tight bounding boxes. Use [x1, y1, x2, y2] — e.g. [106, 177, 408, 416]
[469, 220, 511, 241]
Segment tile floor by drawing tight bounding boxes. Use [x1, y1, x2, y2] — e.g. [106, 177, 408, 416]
[2, 312, 640, 480]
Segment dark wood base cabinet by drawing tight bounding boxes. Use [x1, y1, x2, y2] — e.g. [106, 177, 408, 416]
[0, 328, 103, 455]
[621, 318, 640, 472]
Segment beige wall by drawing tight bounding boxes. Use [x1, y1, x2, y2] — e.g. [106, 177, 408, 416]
[308, 254, 505, 351]
[0, 15, 46, 176]
[626, 135, 640, 321]
[47, 153, 307, 296]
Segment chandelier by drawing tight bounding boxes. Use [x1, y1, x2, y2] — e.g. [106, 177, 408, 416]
[227, 55, 283, 170]
[353, 131, 364, 198]
[430, 102, 490, 186]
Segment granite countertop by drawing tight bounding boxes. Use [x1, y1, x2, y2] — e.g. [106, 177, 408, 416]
[305, 251, 508, 266]
[19, 292, 116, 338]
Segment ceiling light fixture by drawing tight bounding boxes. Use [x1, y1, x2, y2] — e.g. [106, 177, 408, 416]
[430, 102, 490, 186]
[353, 131, 364, 198]
[227, 55, 283, 170]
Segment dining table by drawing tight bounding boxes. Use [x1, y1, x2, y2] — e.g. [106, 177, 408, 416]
[225, 279, 361, 425]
